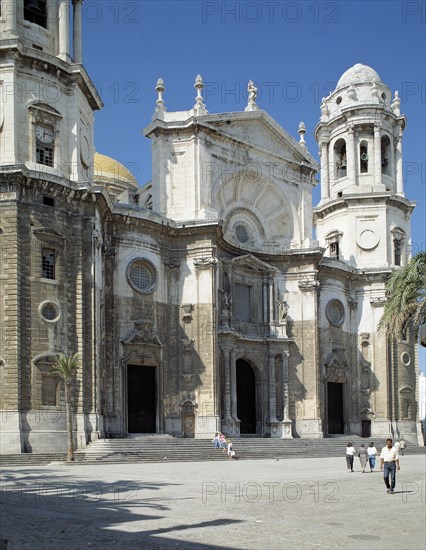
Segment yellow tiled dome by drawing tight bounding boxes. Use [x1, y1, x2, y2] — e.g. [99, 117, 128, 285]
[94, 152, 138, 188]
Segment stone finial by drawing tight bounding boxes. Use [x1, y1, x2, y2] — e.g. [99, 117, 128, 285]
[153, 78, 166, 120]
[298, 121, 306, 147]
[245, 79, 260, 112]
[193, 74, 208, 116]
[391, 91, 401, 115]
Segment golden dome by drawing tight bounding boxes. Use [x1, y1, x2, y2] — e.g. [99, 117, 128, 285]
[94, 152, 138, 188]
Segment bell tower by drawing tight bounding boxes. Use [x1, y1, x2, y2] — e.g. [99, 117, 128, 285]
[314, 63, 414, 269]
[0, 0, 103, 181]
[0, 0, 103, 454]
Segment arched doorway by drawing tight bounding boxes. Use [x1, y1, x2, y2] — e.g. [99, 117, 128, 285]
[236, 359, 256, 434]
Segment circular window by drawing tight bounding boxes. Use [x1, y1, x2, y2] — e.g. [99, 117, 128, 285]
[39, 301, 60, 323]
[401, 352, 411, 367]
[381, 92, 387, 102]
[336, 96, 342, 105]
[326, 300, 345, 326]
[127, 259, 157, 293]
[235, 224, 249, 243]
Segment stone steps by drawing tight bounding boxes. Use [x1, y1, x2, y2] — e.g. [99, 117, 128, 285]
[1, 437, 423, 467]
[0, 453, 67, 467]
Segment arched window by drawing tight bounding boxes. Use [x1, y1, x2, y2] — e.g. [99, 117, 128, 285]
[24, 0, 47, 28]
[381, 135, 391, 176]
[360, 141, 368, 173]
[334, 139, 347, 179]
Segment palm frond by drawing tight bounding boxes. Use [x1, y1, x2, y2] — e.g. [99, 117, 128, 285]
[50, 353, 80, 381]
[378, 252, 426, 336]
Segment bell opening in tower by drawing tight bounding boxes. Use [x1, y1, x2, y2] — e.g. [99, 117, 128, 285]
[24, 0, 48, 28]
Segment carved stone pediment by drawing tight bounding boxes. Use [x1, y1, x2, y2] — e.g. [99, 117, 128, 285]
[323, 347, 349, 382]
[33, 227, 65, 241]
[225, 254, 277, 273]
[122, 320, 162, 347]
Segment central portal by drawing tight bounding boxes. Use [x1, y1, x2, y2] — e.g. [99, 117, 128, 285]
[127, 365, 156, 433]
[327, 382, 344, 434]
[236, 359, 256, 434]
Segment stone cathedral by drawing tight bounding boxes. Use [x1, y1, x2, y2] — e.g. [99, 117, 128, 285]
[0, 1, 422, 454]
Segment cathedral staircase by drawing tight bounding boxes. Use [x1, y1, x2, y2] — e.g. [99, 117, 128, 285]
[72, 435, 425, 464]
[1, 435, 424, 467]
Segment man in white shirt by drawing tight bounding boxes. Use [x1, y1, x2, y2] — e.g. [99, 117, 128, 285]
[380, 438, 400, 494]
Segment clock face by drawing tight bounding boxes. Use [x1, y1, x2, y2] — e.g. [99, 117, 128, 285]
[36, 125, 54, 144]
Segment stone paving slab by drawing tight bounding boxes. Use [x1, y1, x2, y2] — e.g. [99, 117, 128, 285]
[0, 455, 425, 549]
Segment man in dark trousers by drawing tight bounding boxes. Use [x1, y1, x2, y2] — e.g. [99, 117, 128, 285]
[380, 438, 400, 494]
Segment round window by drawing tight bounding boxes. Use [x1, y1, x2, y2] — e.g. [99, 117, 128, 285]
[235, 224, 249, 243]
[401, 352, 411, 367]
[127, 259, 157, 293]
[326, 300, 345, 326]
[336, 96, 342, 105]
[39, 301, 60, 322]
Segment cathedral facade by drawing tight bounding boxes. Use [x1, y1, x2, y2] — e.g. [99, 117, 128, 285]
[0, 1, 421, 453]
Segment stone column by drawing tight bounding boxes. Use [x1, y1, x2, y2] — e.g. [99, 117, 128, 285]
[374, 124, 382, 187]
[395, 133, 404, 195]
[4, 0, 18, 35]
[73, 0, 83, 63]
[319, 141, 329, 201]
[388, 135, 395, 191]
[230, 348, 237, 419]
[347, 126, 356, 181]
[282, 352, 290, 420]
[222, 347, 231, 420]
[268, 353, 277, 422]
[58, 0, 71, 61]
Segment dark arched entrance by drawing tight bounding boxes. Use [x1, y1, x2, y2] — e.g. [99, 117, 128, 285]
[236, 359, 256, 434]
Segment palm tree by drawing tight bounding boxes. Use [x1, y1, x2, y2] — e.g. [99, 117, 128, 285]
[379, 252, 426, 337]
[51, 353, 80, 461]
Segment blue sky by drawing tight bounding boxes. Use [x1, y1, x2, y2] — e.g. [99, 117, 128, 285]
[82, 0, 425, 371]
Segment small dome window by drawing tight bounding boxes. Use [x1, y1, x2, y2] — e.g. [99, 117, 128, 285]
[336, 97, 342, 105]
[235, 224, 249, 243]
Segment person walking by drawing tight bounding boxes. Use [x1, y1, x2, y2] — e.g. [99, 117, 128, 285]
[346, 442, 355, 472]
[358, 443, 368, 473]
[367, 442, 378, 472]
[380, 438, 400, 494]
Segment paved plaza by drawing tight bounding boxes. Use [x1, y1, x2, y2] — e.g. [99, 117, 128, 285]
[0, 455, 425, 549]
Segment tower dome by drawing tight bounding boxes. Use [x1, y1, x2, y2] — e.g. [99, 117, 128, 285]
[336, 63, 382, 89]
[94, 152, 139, 200]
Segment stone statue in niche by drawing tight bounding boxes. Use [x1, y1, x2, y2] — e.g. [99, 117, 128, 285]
[277, 300, 289, 323]
[223, 292, 231, 312]
[276, 299, 289, 338]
